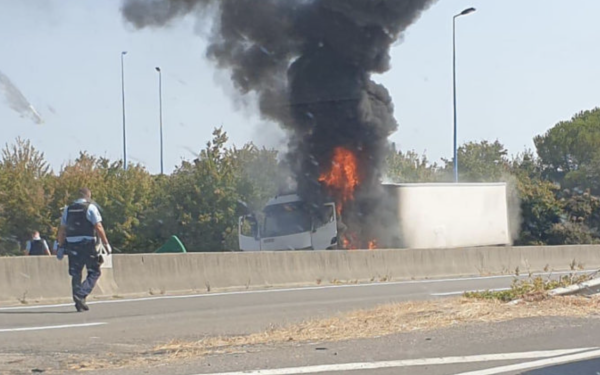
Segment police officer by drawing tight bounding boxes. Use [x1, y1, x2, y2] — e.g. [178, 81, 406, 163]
[57, 188, 111, 312]
[24, 231, 51, 256]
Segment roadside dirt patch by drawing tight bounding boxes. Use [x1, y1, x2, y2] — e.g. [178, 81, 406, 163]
[61, 296, 600, 372]
[155, 296, 600, 359]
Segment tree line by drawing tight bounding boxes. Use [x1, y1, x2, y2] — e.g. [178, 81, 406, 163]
[0, 128, 279, 255]
[386, 107, 600, 246]
[1, 108, 600, 255]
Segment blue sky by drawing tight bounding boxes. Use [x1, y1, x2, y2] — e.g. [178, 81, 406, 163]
[1, 0, 599, 174]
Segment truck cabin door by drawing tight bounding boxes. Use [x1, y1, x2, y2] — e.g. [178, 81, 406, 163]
[238, 215, 261, 251]
[310, 203, 338, 250]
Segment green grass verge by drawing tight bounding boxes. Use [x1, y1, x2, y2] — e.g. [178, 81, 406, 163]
[464, 273, 593, 302]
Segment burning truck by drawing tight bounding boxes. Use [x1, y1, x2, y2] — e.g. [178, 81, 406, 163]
[239, 143, 511, 251]
[239, 145, 377, 251]
[239, 193, 338, 251]
[238, 181, 512, 251]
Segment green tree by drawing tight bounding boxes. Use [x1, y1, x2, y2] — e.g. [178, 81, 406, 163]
[384, 143, 439, 183]
[140, 128, 242, 252]
[509, 150, 542, 181]
[514, 176, 563, 245]
[534, 107, 600, 182]
[545, 188, 600, 245]
[0, 138, 54, 254]
[443, 140, 509, 182]
[546, 221, 596, 245]
[95, 161, 156, 252]
[561, 154, 600, 195]
[51, 153, 156, 252]
[50, 152, 108, 224]
[529, 107, 600, 245]
[230, 144, 280, 211]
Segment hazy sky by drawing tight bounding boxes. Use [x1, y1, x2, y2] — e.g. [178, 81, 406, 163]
[1, 0, 598, 174]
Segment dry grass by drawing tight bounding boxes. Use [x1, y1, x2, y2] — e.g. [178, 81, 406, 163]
[155, 296, 600, 359]
[64, 296, 600, 371]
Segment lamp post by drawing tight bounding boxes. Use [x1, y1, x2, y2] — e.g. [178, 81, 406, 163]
[155, 67, 164, 175]
[453, 7, 476, 182]
[121, 51, 128, 170]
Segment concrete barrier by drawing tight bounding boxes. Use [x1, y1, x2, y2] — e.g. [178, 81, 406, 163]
[1, 245, 599, 306]
[0, 255, 70, 303]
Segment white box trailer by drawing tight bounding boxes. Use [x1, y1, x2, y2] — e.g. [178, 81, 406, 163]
[382, 183, 511, 249]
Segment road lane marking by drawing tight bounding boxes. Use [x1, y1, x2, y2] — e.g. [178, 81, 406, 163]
[431, 287, 511, 296]
[453, 348, 600, 375]
[189, 348, 597, 375]
[0, 302, 75, 310]
[0, 322, 107, 333]
[0, 269, 594, 311]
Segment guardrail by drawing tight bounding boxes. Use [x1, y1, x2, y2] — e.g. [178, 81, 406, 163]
[1, 245, 599, 305]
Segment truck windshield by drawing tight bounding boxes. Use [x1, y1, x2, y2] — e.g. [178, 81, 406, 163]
[263, 202, 312, 237]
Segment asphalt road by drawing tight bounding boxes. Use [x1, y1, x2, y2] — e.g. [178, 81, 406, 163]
[0, 271, 598, 374]
[170, 316, 600, 375]
[149, 316, 600, 375]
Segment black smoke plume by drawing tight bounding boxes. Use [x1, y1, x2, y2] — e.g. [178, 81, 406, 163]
[122, 0, 435, 246]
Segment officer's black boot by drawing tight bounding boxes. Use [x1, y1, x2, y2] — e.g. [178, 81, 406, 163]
[73, 295, 89, 312]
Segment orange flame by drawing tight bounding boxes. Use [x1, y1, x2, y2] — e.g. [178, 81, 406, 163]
[342, 232, 360, 250]
[318, 147, 360, 215]
[368, 240, 378, 250]
[342, 237, 350, 249]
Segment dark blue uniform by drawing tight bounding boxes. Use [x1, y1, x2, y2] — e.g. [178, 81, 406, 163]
[64, 201, 101, 302]
[28, 239, 47, 256]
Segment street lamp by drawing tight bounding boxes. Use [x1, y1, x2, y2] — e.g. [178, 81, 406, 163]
[155, 67, 164, 175]
[121, 51, 128, 170]
[452, 7, 476, 183]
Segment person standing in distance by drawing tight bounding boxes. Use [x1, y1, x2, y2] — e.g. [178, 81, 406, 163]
[57, 188, 111, 312]
[24, 231, 51, 256]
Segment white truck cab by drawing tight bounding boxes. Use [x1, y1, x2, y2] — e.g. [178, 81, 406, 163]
[238, 194, 338, 251]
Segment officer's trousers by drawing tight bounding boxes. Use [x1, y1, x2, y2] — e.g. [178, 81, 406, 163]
[66, 240, 101, 300]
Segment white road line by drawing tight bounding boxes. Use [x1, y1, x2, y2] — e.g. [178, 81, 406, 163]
[0, 322, 107, 333]
[431, 287, 511, 296]
[453, 348, 600, 375]
[189, 348, 597, 375]
[0, 269, 594, 312]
